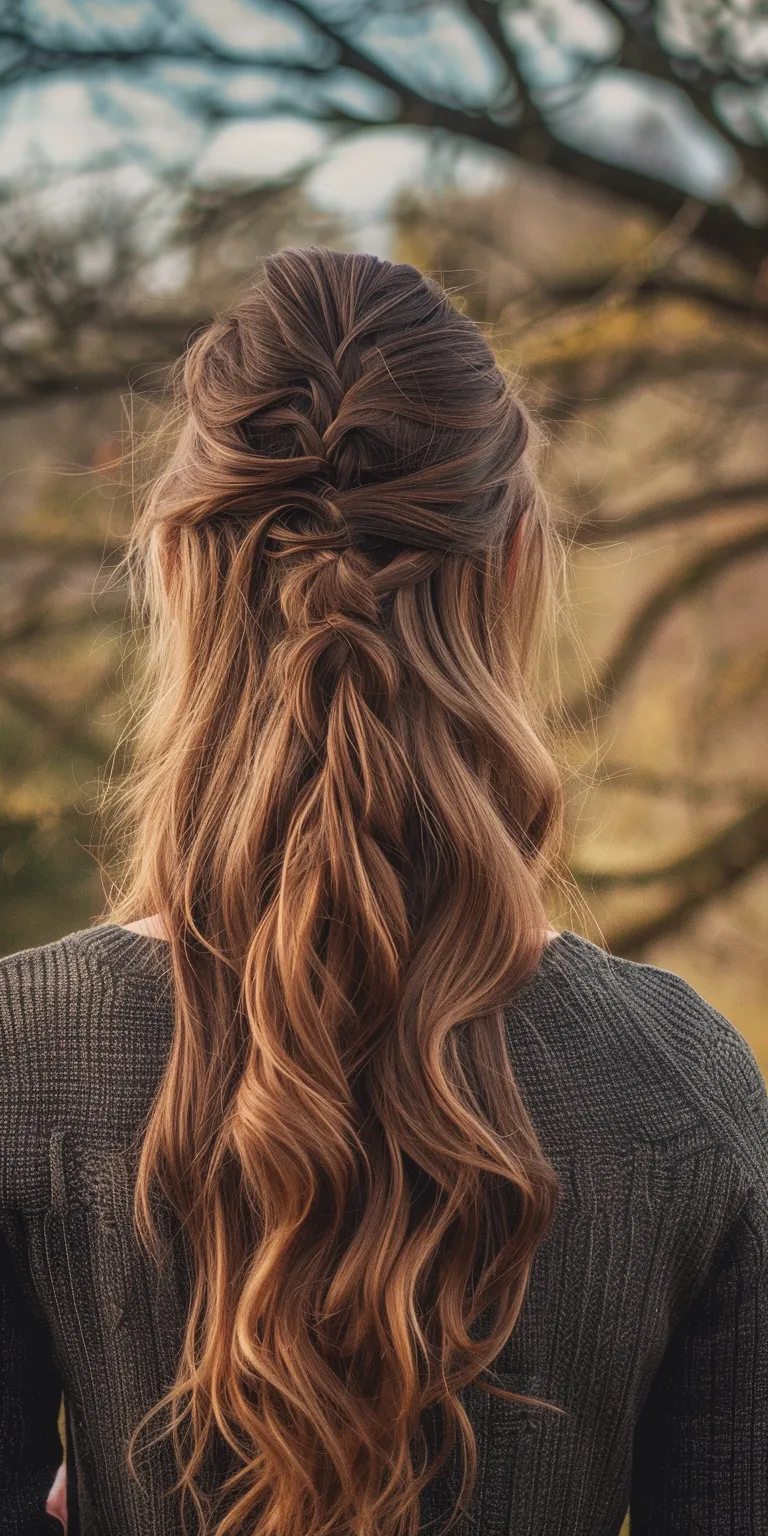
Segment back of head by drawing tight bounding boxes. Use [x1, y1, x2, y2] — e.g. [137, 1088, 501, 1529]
[106, 246, 565, 1536]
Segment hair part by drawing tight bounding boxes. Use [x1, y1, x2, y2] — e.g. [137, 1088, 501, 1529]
[101, 246, 566, 1536]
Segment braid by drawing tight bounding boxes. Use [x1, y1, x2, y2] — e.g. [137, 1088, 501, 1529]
[116, 247, 564, 1536]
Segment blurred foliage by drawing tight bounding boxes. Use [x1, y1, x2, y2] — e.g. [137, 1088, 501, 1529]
[1, 165, 767, 1090]
[394, 165, 768, 1072]
[3, 11, 767, 1530]
[0, 184, 340, 943]
[1, 0, 768, 279]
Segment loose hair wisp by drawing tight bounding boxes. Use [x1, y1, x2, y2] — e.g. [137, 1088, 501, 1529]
[106, 247, 565, 1536]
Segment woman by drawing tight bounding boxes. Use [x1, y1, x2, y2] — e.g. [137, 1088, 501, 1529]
[1, 247, 766, 1536]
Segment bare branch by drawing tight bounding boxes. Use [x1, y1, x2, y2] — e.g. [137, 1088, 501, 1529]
[591, 763, 767, 803]
[462, 0, 538, 127]
[594, 797, 768, 955]
[569, 522, 768, 725]
[576, 476, 768, 543]
[0, 366, 169, 413]
[0, 674, 110, 760]
[0, 3, 766, 274]
[573, 795, 768, 890]
[600, 0, 768, 197]
[0, 532, 125, 559]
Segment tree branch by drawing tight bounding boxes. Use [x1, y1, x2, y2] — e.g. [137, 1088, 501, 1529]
[569, 522, 768, 725]
[462, 0, 538, 127]
[573, 796, 768, 890]
[0, 532, 125, 559]
[0, 4, 766, 274]
[576, 476, 768, 543]
[595, 797, 768, 956]
[0, 674, 110, 760]
[599, 0, 768, 196]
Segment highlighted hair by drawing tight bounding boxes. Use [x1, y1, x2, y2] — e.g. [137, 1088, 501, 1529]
[105, 247, 565, 1536]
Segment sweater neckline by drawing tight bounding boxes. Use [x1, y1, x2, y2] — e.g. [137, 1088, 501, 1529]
[84, 920, 589, 983]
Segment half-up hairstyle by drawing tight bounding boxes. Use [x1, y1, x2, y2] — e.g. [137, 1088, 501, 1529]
[104, 246, 566, 1536]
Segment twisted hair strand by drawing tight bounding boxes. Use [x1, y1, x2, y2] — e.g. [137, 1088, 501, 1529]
[103, 247, 566, 1536]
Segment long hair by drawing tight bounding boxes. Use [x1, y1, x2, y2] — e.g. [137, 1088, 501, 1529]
[102, 246, 566, 1536]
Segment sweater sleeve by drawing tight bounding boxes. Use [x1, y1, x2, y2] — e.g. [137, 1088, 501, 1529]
[0, 1224, 64, 1535]
[630, 1179, 768, 1532]
[629, 1005, 768, 1535]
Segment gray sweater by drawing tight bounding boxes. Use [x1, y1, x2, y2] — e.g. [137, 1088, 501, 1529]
[1, 922, 767, 1535]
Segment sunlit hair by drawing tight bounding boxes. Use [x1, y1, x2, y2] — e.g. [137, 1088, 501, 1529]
[102, 246, 566, 1536]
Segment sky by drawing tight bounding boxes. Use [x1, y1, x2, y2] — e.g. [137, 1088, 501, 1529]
[0, 0, 763, 258]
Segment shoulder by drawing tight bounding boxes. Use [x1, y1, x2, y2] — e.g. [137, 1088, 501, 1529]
[0, 922, 168, 1043]
[603, 942, 766, 1152]
[513, 931, 768, 1172]
[0, 925, 171, 1206]
[0, 924, 114, 1053]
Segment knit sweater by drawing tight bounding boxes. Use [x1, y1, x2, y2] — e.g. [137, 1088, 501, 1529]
[1, 922, 767, 1536]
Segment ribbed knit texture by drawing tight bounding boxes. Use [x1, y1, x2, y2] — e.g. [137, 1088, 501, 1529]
[1, 923, 766, 1536]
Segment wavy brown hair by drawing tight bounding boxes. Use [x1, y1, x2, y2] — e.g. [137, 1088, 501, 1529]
[102, 246, 566, 1536]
